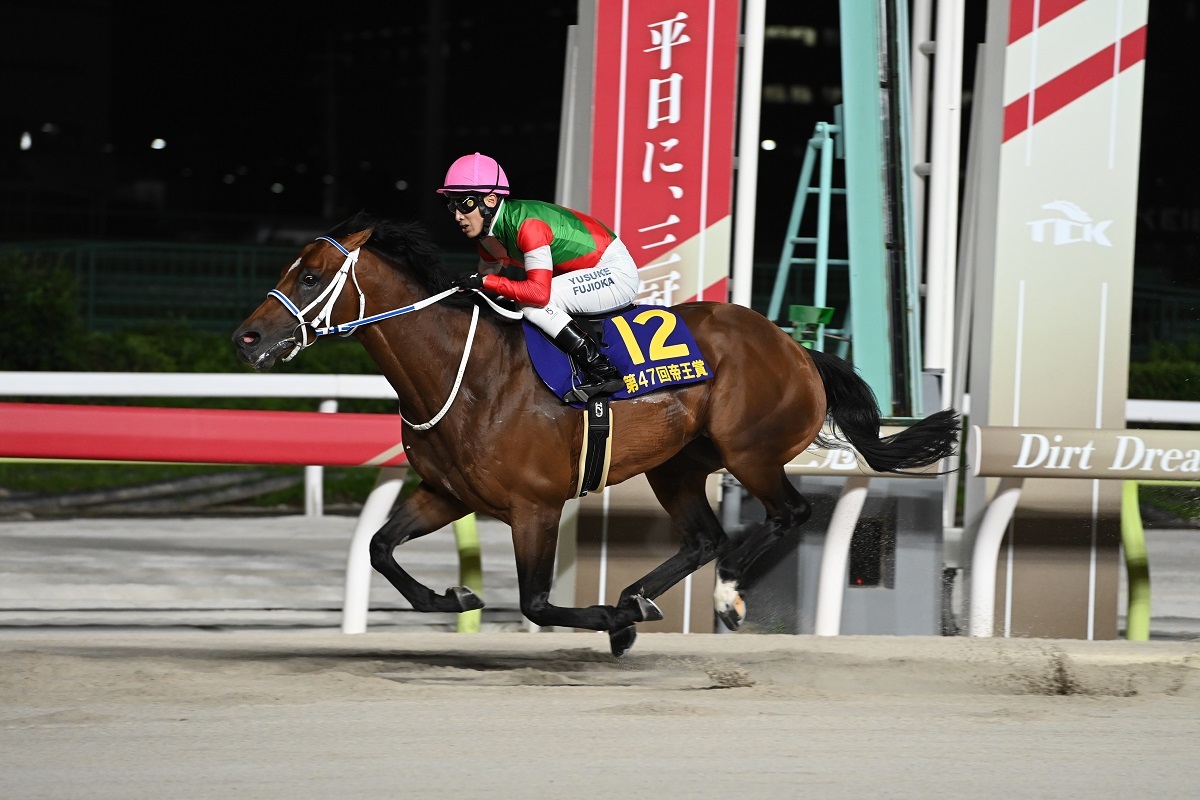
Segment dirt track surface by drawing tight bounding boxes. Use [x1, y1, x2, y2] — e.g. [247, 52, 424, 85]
[2, 630, 1199, 799]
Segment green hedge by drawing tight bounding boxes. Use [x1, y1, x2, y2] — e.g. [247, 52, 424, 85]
[0, 250, 389, 412]
[9, 247, 1200, 406]
[0, 250, 395, 509]
[1, 251, 91, 371]
[1128, 341, 1200, 401]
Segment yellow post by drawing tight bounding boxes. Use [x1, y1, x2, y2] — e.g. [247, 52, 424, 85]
[1119, 481, 1151, 641]
[453, 515, 482, 633]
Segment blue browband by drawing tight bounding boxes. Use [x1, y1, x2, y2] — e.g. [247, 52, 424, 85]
[315, 235, 352, 257]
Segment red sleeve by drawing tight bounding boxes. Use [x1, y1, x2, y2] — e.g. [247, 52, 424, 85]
[515, 219, 554, 253]
[481, 268, 552, 306]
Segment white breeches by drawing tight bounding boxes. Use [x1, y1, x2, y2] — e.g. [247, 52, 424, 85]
[522, 238, 640, 337]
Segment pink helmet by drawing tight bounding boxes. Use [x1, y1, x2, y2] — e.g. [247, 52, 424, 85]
[437, 152, 511, 196]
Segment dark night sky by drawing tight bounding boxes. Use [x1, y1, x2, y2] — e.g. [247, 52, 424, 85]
[0, 1, 902, 257]
[4, 1, 851, 251]
[108, 6, 329, 157]
[3, 1, 1197, 282]
[97, 2, 582, 240]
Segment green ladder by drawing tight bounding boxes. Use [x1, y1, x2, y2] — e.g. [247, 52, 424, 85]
[768, 116, 850, 355]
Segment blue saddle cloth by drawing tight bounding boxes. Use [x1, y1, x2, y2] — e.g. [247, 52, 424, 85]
[523, 306, 713, 407]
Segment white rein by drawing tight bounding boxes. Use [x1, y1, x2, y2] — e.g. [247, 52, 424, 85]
[267, 235, 520, 430]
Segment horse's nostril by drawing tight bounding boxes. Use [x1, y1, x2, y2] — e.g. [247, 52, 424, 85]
[240, 331, 260, 345]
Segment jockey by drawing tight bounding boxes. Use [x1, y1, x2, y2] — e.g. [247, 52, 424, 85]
[438, 152, 640, 403]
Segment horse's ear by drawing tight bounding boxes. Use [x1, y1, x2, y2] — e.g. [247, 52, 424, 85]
[343, 227, 373, 250]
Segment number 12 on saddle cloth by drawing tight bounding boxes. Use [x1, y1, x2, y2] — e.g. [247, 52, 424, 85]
[523, 307, 712, 406]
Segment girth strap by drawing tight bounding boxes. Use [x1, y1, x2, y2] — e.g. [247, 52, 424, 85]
[574, 396, 613, 497]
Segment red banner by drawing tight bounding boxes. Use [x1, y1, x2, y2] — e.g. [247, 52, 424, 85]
[588, 0, 740, 304]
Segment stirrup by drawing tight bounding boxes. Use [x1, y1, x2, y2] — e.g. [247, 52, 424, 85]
[562, 377, 623, 404]
[562, 386, 591, 403]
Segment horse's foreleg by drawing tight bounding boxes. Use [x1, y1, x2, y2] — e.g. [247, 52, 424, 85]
[713, 466, 811, 631]
[369, 482, 483, 614]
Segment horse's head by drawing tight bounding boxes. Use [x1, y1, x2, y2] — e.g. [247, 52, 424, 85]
[232, 227, 374, 370]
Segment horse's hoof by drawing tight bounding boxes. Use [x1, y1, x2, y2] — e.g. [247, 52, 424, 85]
[713, 580, 745, 631]
[633, 594, 664, 622]
[449, 586, 485, 612]
[609, 625, 637, 657]
[716, 607, 743, 631]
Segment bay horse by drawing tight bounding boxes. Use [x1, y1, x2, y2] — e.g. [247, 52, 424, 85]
[232, 212, 960, 655]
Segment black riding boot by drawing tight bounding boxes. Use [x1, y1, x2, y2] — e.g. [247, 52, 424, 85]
[553, 321, 626, 402]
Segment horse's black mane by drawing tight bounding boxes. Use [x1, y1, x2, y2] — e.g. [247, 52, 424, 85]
[324, 211, 524, 319]
[324, 211, 452, 291]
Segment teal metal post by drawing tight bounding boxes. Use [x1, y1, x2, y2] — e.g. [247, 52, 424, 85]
[838, 0, 893, 412]
[837, 0, 924, 415]
[891, 0, 926, 415]
[814, 124, 835, 313]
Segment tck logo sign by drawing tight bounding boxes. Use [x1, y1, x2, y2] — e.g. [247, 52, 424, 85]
[1026, 200, 1113, 247]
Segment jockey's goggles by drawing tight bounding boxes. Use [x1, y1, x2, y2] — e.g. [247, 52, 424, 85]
[445, 194, 483, 215]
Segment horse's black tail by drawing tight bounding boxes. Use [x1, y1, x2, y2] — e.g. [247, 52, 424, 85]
[807, 348, 961, 473]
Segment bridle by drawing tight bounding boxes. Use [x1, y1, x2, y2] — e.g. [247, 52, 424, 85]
[265, 235, 519, 430]
[269, 236, 425, 359]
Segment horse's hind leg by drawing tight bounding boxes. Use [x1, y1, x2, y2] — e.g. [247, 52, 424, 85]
[610, 444, 730, 629]
[369, 482, 484, 613]
[714, 466, 811, 631]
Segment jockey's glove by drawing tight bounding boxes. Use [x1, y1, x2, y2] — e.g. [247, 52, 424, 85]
[450, 272, 485, 291]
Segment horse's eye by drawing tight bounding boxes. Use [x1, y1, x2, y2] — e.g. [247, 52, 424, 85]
[300, 273, 319, 287]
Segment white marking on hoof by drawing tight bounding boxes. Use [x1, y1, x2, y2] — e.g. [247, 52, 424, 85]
[713, 578, 744, 622]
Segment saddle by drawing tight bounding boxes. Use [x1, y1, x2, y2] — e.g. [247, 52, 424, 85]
[522, 305, 713, 498]
[522, 305, 712, 408]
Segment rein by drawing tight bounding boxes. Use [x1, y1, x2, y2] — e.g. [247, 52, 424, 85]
[266, 235, 520, 430]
